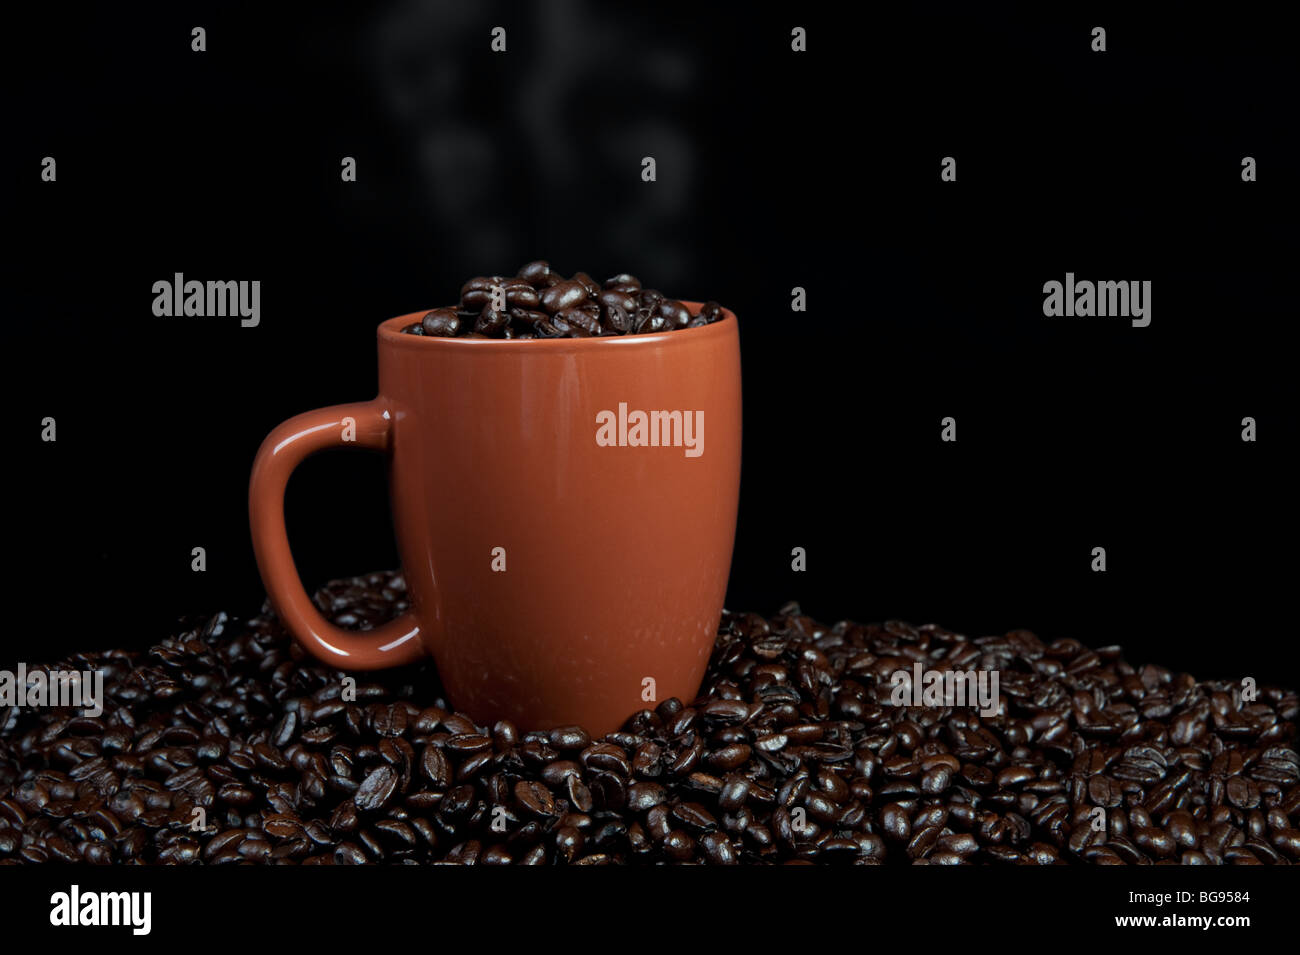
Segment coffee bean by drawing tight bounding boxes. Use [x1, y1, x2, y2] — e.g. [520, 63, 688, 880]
[881, 804, 911, 843]
[354, 766, 398, 813]
[626, 782, 667, 813]
[1227, 777, 1261, 809]
[672, 802, 718, 832]
[707, 743, 751, 771]
[445, 734, 491, 755]
[597, 289, 637, 314]
[517, 260, 550, 284]
[658, 300, 691, 329]
[629, 742, 663, 779]
[701, 831, 737, 864]
[697, 301, 723, 324]
[419, 746, 452, 787]
[589, 771, 627, 811]
[581, 743, 631, 776]
[1134, 826, 1177, 858]
[1087, 775, 1122, 807]
[702, 699, 750, 725]
[562, 776, 591, 813]
[549, 726, 590, 751]
[334, 842, 367, 865]
[540, 281, 588, 314]
[373, 704, 409, 738]
[514, 780, 557, 819]
[921, 766, 953, 795]
[218, 783, 255, 807]
[663, 829, 694, 861]
[635, 312, 667, 334]
[455, 750, 492, 781]
[540, 760, 582, 786]
[719, 775, 751, 811]
[421, 308, 460, 337]
[504, 284, 540, 310]
[604, 273, 640, 290]
[473, 307, 508, 336]
[996, 766, 1036, 788]
[254, 743, 290, 773]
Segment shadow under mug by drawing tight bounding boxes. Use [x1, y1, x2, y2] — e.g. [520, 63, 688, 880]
[249, 305, 741, 736]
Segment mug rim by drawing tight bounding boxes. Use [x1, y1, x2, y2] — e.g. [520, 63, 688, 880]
[378, 302, 736, 351]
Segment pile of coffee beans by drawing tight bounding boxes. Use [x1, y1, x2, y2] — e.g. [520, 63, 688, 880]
[400, 261, 724, 338]
[1, 570, 1296, 864]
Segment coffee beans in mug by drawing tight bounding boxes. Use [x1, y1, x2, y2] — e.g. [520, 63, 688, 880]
[401, 262, 725, 339]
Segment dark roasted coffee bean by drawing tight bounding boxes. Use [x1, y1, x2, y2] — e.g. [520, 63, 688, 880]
[514, 780, 557, 819]
[921, 766, 953, 795]
[420, 746, 451, 787]
[1227, 777, 1261, 809]
[459, 276, 498, 305]
[508, 307, 548, 327]
[702, 699, 750, 725]
[549, 726, 590, 751]
[420, 308, 460, 337]
[504, 284, 541, 309]
[644, 805, 672, 842]
[217, 784, 255, 807]
[707, 743, 751, 771]
[1087, 775, 1123, 807]
[445, 733, 491, 755]
[663, 829, 694, 861]
[638, 288, 664, 309]
[997, 766, 1036, 788]
[581, 743, 631, 776]
[701, 831, 737, 865]
[540, 280, 588, 313]
[658, 300, 691, 329]
[517, 260, 550, 284]
[334, 842, 367, 865]
[540, 760, 582, 786]
[570, 272, 601, 297]
[548, 315, 590, 338]
[626, 782, 666, 813]
[880, 803, 911, 842]
[672, 802, 718, 832]
[635, 312, 667, 334]
[631, 742, 663, 778]
[566, 776, 594, 813]
[354, 766, 398, 813]
[455, 750, 492, 781]
[589, 771, 627, 811]
[597, 289, 638, 315]
[604, 273, 640, 290]
[254, 743, 290, 773]
[372, 704, 408, 738]
[906, 825, 941, 859]
[473, 307, 509, 337]
[719, 774, 751, 811]
[598, 302, 632, 334]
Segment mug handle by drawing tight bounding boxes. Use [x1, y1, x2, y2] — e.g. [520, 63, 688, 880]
[249, 398, 424, 669]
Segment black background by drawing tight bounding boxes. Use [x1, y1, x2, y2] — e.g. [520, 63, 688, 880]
[6, 2, 1296, 684]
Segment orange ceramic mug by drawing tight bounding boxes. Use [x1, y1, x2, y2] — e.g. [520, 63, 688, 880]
[249, 305, 741, 736]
